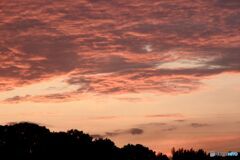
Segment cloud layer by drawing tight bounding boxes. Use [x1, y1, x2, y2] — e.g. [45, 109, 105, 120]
[1, 0, 240, 102]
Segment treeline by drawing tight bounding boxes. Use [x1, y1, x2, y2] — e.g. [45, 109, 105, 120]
[0, 122, 238, 160]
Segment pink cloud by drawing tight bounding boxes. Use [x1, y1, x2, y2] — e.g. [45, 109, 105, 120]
[0, 0, 240, 102]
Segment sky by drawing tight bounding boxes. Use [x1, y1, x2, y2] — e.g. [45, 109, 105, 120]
[0, 0, 240, 155]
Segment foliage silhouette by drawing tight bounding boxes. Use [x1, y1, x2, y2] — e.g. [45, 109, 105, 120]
[172, 148, 208, 160]
[0, 122, 239, 160]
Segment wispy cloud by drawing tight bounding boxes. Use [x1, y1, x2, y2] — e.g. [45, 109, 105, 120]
[92, 116, 119, 120]
[162, 126, 178, 132]
[146, 114, 184, 118]
[174, 119, 186, 123]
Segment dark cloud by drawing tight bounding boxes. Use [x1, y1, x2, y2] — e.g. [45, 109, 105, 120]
[129, 128, 144, 135]
[16, 35, 79, 74]
[93, 55, 151, 73]
[215, 0, 240, 9]
[0, 19, 47, 32]
[105, 128, 144, 137]
[225, 13, 240, 26]
[190, 123, 210, 128]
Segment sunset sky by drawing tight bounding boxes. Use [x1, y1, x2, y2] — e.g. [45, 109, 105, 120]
[0, 0, 240, 155]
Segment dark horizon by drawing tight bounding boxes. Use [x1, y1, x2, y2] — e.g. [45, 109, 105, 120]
[0, 122, 239, 160]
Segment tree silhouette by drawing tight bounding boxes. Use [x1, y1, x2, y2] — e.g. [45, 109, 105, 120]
[121, 144, 157, 160]
[157, 153, 170, 160]
[0, 122, 50, 159]
[1, 122, 239, 160]
[171, 148, 208, 160]
[93, 138, 120, 160]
